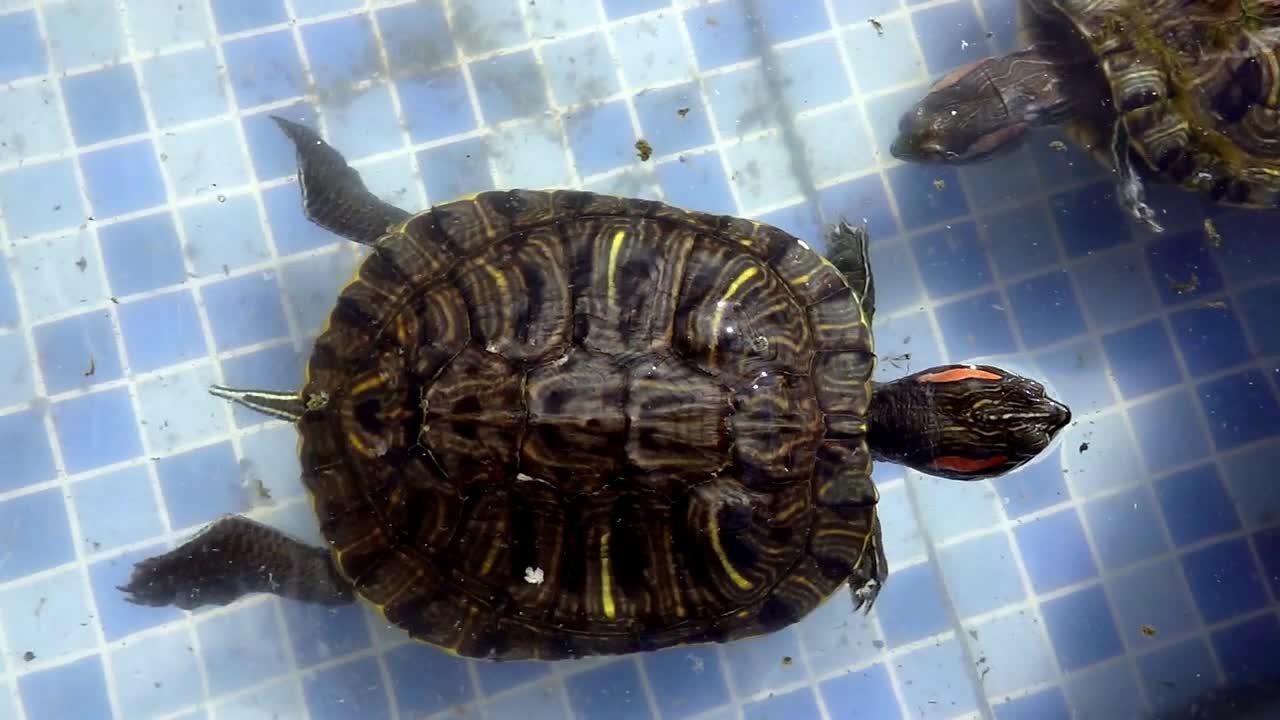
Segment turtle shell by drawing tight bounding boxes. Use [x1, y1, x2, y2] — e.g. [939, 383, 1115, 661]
[293, 189, 882, 660]
[1028, 0, 1280, 207]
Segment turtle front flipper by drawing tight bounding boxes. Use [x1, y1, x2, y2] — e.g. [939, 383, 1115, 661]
[1110, 118, 1165, 234]
[824, 221, 875, 321]
[119, 516, 354, 610]
[272, 116, 411, 245]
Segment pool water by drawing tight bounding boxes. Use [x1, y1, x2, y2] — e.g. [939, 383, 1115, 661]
[0, 1, 1277, 719]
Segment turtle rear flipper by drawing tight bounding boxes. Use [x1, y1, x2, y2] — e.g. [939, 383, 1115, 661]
[273, 116, 411, 245]
[119, 516, 354, 610]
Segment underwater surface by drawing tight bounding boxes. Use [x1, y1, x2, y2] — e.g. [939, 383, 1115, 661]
[0, 0, 1278, 718]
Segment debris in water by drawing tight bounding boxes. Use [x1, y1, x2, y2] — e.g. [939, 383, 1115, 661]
[1079, 442, 1090, 454]
[84, 355, 95, 378]
[1141, 624, 1157, 638]
[1049, 140, 1068, 152]
[869, 18, 884, 35]
[524, 566, 545, 585]
[933, 178, 946, 191]
[1201, 299, 1228, 310]
[635, 139, 653, 161]
[1168, 272, 1200, 295]
[1203, 218, 1223, 248]
[75, 256, 87, 272]
[781, 656, 793, 666]
[676, 107, 690, 118]
[22, 651, 35, 662]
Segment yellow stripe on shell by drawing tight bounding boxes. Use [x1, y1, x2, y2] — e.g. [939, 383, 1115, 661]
[607, 229, 626, 308]
[708, 266, 759, 366]
[600, 530, 617, 619]
[708, 510, 753, 591]
[348, 375, 385, 397]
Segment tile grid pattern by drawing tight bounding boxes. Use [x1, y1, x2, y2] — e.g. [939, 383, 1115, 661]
[0, 0, 1276, 719]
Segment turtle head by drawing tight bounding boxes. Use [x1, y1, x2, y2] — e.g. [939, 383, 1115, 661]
[868, 364, 1071, 480]
[890, 49, 1075, 164]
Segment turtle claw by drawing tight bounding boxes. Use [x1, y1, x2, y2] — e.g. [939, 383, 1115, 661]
[851, 578, 881, 614]
[1111, 118, 1165, 234]
[117, 552, 236, 611]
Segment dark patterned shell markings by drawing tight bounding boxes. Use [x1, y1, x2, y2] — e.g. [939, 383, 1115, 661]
[296, 189, 879, 661]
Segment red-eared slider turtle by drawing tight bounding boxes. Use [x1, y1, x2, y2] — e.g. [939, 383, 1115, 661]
[119, 118, 1071, 660]
[890, 0, 1280, 232]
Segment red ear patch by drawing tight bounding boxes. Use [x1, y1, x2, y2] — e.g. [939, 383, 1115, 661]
[930, 455, 1009, 474]
[917, 367, 1003, 384]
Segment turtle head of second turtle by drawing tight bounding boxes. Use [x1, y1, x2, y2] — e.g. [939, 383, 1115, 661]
[868, 364, 1072, 481]
[890, 50, 1075, 164]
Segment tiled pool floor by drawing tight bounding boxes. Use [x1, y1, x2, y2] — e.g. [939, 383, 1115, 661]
[0, 1, 1278, 719]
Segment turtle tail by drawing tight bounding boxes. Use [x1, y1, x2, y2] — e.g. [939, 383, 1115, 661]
[272, 116, 411, 246]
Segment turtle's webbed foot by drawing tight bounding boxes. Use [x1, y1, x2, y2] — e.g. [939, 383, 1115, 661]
[119, 547, 243, 611]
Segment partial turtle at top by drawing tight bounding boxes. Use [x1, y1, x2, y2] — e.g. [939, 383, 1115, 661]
[891, 0, 1280, 232]
[118, 117, 1071, 661]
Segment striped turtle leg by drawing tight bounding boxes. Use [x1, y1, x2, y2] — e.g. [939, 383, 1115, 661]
[823, 221, 876, 321]
[119, 515, 354, 610]
[1111, 118, 1165, 233]
[272, 116, 412, 246]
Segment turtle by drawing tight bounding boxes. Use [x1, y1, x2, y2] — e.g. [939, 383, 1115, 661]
[889, 0, 1280, 233]
[118, 117, 1072, 661]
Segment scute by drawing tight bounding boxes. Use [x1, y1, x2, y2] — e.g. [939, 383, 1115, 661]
[296, 190, 881, 660]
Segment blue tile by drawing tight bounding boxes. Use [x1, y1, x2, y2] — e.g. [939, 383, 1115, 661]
[1181, 537, 1268, 623]
[142, 47, 228, 127]
[702, 67, 773, 138]
[817, 174, 899, 240]
[1108, 559, 1198, 648]
[117, 290, 208, 373]
[110, 628, 205, 718]
[0, 567, 98, 662]
[872, 311, 947, 384]
[236, 424, 303, 502]
[300, 14, 378, 90]
[874, 561, 950, 646]
[1007, 270, 1087, 348]
[12, 229, 107, 320]
[842, 17, 923, 94]
[99, 213, 187, 296]
[656, 152, 737, 216]
[80, 140, 166, 218]
[44, 0, 126, 70]
[543, 33, 619, 107]
[0, 257, 17, 329]
[0, 11, 46, 83]
[292, 0, 363, 17]
[994, 453, 1068, 517]
[417, 137, 494, 203]
[242, 104, 321, 181]
[1156, 463, 1240, 547]
[1224, 443, 1280, 529]
[566, 101, 637, 177]
[758, 202, 821, 244]
[18, 656, 111, 720]
[1212, 612, 1280, 685]
[1084, 485, 1170, 571]
[279, 253, 358, 338]
[1064, 659, 1145, 720]
[223, 31, 307, 107]
[62, 65, 148, 145]
[90, 546, 184, 640]
[982, 203, 1062, 278]
[123, 0, 211, 51]
[472, 51, 548, 125]
[318, 85, 403, 160]
[0, 488, 74, 582]
[797, 108, 877, 184]
[820, 664, 900, 720]
[913, 473, 1004, 541]
[0, 332, 34, 407]
[1016, 508, 1098, 593]
[864, 240, 923, 315]
[911, 222, 993, 298]
[0, 160, 86, 237]
[632, 86, 711, 159]
[383, 644, 473, 717]
[305, 657, 391, 719]
[1198, 370, 1280, 451]
[684, 1, 756, 70]
[475, 659, 551, 696]
[744, 688, 820, 720]
[1033, 338, 1116, 414]
[966, 612, 1057, 696]
[911, 0, 989, 74]
[1238, 283, 1280, 356]
[1137, 636, 1219, 716]
[161, 121, 250, 198]
[180, 195, 269, 274]
[565, 661, 651, 720]
[483, 683, 570, 720]
[643, 646, 729, 718]
[957, 147, 1045, 211]
[71, 465, 163, 551]
[263, 184, 336, 257]
[1170, 304, 1251, 377]
[1214, 209, 1280, 284]
[156, 442, 248, 530]
[935, 292, 1018, 357]
[937, 532, 1026, 618]
[33, 310, 123, 394]
[1071, 244, 1158, 329]
[211, 0, 288, 33]
[1032, 130, 1110, 190]
[1145, 229, 1225, 305]
[722, 628, 805, 697]
[757, 0, 828, 43]
[378, 0, 456, 72]
[1255, 528, 1280, 599]
[449, 0, 527, 55]
[397, 67, 476, 143]
[0, 409, 56, 493]
[51, 387, 143, 473]
[994, 688, 1070, 720]
[1102, 320, 1182, 399]
[199, 602, 291, 694]
[203, 272, 291, 349]
[1042, 585, 1123, 671]
[0, 83, 70, 166]
[603, 0, 670, 19]
[895, 639, 979, 718]
[775, 39, 850, 110]
[1051, 182, 1133, 258]
[1128, 390, 1212, 473]
[888, 163, 970, 230]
